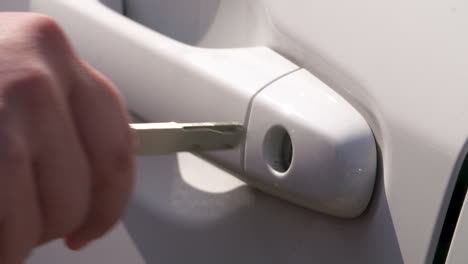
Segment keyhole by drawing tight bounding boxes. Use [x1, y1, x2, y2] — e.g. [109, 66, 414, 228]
[263, 126, 293, 174]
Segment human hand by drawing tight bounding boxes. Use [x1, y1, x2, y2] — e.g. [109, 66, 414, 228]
[0, 13, 135, 263]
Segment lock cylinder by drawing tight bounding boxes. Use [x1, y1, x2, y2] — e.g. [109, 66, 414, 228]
[243, 69, 377, 218]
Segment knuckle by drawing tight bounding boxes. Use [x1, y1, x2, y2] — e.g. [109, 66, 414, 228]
[18, 64, 54, 89]
[4, 64, 55, 105]
[1, 14, 69, 58]
[83, 64, 120, 100]
[93, 76, 120, 101]
[23, 14, 64, 42]
[29, 14, 59, 30]
[10, 14, 71, 58]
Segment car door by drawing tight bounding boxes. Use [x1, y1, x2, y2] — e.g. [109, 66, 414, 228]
[29, 0, 468, 263]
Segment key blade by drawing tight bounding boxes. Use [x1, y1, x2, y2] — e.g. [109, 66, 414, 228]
[181, 122, 244, 134]
[130, 122, 245, 156]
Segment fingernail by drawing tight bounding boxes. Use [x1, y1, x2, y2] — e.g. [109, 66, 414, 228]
[65, 237, 90, 251]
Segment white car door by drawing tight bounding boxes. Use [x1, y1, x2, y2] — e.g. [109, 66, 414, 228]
[24, 0, 468, 263]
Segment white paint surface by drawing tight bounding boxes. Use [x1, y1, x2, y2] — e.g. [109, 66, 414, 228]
[13, 0, 468, 263]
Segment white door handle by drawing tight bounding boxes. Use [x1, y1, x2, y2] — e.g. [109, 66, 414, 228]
[31, 0, 377, 218]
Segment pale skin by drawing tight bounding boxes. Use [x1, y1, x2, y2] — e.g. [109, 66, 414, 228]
[0, 13, 135, 263]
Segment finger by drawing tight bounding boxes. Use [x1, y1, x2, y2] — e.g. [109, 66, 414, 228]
[33, 122, 91, 243]
[66, 62, 135, 250]
[0, 125, 41, 264]
[29, 91, 92, 243]
[3, 67, 92, 244]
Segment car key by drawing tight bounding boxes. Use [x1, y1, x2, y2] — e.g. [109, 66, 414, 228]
[130, 122, 245, 155]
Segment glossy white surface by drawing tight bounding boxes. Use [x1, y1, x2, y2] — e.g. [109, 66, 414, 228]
[245, 70, 376, 217]
[31, 0, 298, 175]
[29, 0, 468, 263]
[124, 0, 268, 48]
[262, 2, 468, 262]
[31, 0, 378, 218]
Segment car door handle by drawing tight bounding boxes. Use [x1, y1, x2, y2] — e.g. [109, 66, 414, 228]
[31, 0, 377, 218]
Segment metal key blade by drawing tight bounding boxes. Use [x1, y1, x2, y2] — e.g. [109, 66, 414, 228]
[130, 122, 245, 156]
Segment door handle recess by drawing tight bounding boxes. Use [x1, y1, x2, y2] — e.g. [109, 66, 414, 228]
[31, 0, 376, 218]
